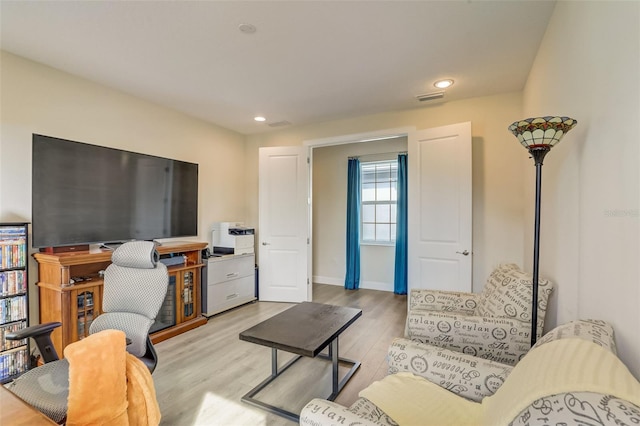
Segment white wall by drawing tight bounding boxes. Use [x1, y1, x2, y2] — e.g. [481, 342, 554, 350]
[522, 1, 640, 377]
[312, 137, 408, 291]
[246, 92, 526, 292]
[0, 51, 248, 321]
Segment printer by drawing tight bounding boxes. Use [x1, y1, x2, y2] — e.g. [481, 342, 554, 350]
[211, 222, 255, 255]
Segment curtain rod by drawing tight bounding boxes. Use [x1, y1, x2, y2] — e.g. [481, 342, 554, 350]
[348, 151, 407, 160]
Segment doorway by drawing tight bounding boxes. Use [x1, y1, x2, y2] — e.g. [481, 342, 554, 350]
[311, 136, 408, 292]
[305, 127, 414, 295]
[257, 124, 472, 302]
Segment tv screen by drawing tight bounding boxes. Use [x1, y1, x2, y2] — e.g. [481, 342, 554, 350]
[32, 134, 198, 248]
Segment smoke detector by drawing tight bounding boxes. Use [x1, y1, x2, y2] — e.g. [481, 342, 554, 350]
[239, 23, 257, 34]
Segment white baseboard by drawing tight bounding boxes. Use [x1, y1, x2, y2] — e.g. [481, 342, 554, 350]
[313, 275, 393, 292]
[313, 275, 343, 286]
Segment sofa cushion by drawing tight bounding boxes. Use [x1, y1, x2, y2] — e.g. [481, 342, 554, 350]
[359, 372, 482, 425]
[475, 264, 553, 324]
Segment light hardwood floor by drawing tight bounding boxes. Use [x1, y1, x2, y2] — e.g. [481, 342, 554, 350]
[153, 283, 407, 425]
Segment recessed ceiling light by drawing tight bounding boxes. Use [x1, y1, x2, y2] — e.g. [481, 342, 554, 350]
[254, 116, 266, 122]
[434, 79, 454, 89]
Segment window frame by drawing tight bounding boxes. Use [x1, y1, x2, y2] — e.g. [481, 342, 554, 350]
[359, 159, 398, 246]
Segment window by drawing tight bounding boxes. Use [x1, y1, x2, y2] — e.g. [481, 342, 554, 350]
[361, 160, 397, 244]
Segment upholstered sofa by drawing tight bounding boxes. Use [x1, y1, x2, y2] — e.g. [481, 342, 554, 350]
[406, 263, 554, 366]
[299, 320, 640, 425]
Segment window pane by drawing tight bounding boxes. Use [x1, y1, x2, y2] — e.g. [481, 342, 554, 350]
[376, 224, 390, 241]
[362, 223, 375, 241]
[362, 183, 376, 202]
[376, 165, 391, 181]
[362, 204, 375, 222]
[376, 182, 391, 201]
[362, 167, 376, 184]
[360, 160, 399, 243]
[376, 204, 390, 222]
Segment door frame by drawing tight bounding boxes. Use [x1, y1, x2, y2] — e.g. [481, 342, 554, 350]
[303, 127, 416, 296]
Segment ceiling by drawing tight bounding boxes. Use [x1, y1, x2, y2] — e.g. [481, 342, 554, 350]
[0, 1, 555, 135]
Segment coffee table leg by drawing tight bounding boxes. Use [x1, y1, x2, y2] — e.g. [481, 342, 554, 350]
[241, 348, 303, 422]
[271, 347, 278, 376]
[323, 336, 360, 401]
[242, 338, 360, 421]
[332, 338, 339, 395]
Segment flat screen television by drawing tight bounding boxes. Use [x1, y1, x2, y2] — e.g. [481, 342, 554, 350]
[32, 134, 198, 248]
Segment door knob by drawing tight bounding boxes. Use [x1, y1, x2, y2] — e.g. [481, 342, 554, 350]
[262, 242, 270, 246]
[456, 250, 470, 256]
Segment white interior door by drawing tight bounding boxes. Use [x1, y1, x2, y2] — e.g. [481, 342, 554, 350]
[258, 146, 310, 302]
[408, 122, 472, 293]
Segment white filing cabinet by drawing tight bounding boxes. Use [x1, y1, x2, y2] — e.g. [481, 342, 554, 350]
[202, 253, 256, 316]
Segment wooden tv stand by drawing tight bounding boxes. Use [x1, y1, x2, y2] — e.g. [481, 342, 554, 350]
[34, 241, 208, 357]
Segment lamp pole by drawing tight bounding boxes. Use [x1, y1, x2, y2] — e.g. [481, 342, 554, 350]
[529, 146, 550, 347]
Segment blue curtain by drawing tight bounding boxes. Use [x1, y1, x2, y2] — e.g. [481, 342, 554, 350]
[394, 154, 408, 295]
[345, 158, 361, 290]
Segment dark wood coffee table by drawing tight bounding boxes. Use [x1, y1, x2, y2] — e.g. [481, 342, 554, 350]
[239, 302, 362, 421]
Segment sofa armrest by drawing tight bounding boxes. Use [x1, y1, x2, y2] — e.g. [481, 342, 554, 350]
[531, 319, 617, 355]
[409, 289, 479, 315]
[510, 392, 640, 426]
[300, 399, 392, 426]
[387, 337, 513, 402]
[405, 311, 532, 365]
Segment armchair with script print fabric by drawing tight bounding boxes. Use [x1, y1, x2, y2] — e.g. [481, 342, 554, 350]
[299, 320, 639, 426]
[387, 319, 616, 402]
[405, 264, 554, 366]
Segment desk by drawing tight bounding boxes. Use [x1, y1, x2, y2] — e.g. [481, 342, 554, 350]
[240, 302, 362, 422]
[0, 385, 57, 425]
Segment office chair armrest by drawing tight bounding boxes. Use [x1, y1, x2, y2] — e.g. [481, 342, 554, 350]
[6, 321, 62, 363]
[142, 335, 158, 373]
[5, 322, 62, 340]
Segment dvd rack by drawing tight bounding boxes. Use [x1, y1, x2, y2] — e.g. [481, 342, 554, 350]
[0, 222, 30, 383]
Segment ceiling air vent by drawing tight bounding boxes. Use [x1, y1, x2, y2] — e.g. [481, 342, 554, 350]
[415, 91, 445, 102]
[268, 120, 291, 128]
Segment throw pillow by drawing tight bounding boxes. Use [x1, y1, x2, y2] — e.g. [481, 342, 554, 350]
[475, 264, 553, 324]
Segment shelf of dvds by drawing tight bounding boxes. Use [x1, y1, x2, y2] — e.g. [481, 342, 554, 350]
[0, 222, 30, 384]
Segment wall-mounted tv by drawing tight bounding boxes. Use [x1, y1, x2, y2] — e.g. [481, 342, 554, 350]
[32, 134, 198, 248]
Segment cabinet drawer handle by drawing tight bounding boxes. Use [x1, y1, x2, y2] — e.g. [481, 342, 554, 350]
[226, 293, 238, 300]
[226, 272, 239, 278]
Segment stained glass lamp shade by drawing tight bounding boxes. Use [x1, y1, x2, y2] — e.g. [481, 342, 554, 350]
[509, 116, 577, 162]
